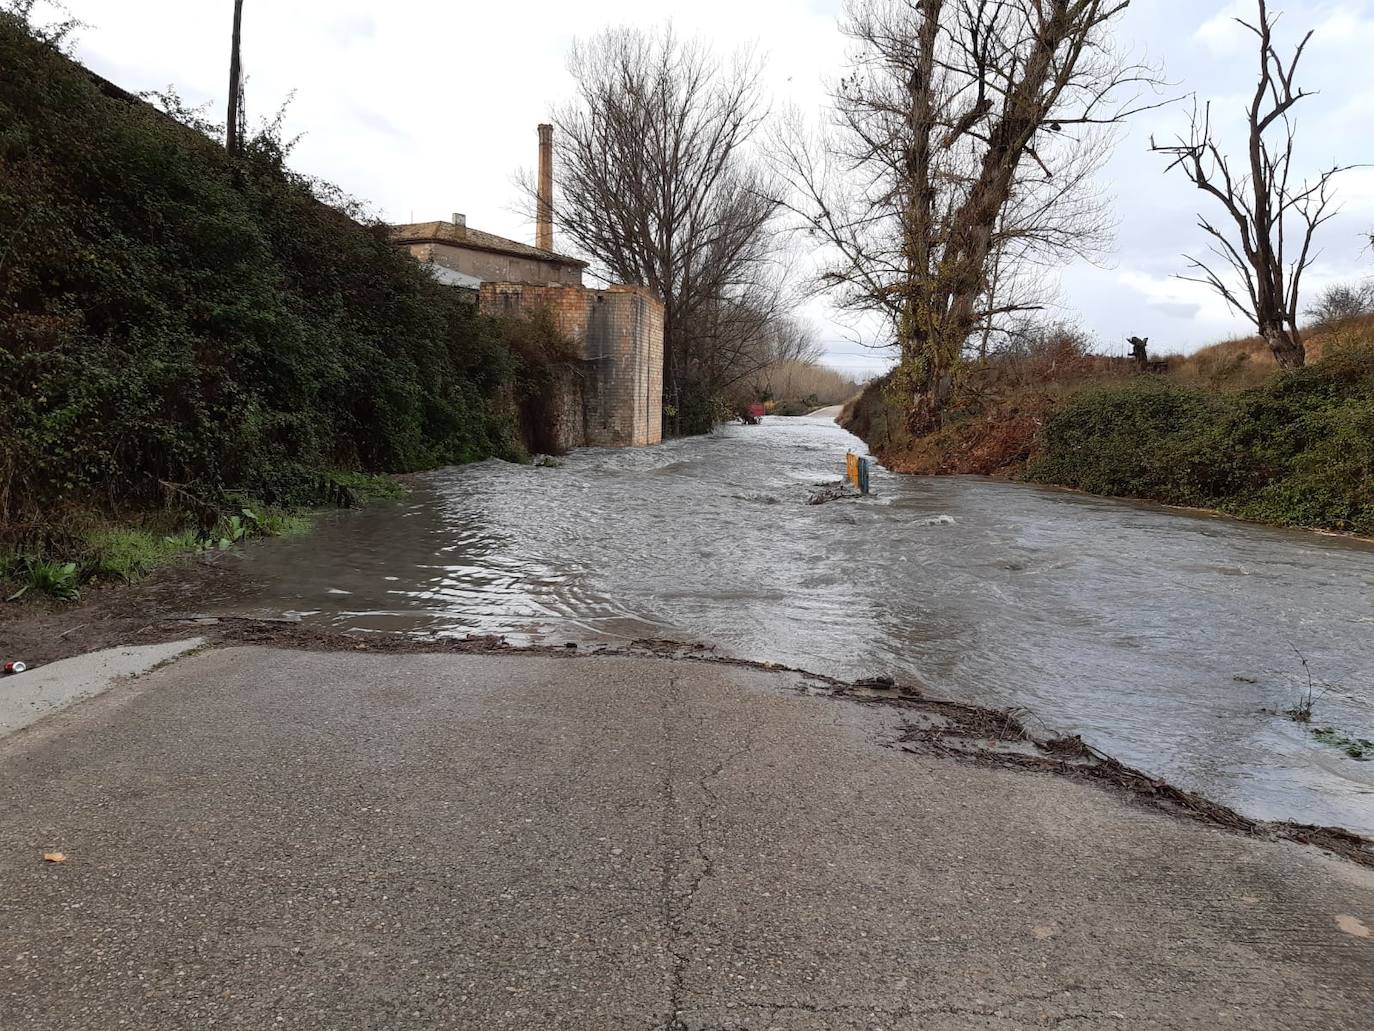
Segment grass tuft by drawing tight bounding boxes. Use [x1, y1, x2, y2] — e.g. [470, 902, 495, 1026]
[2, 498, 318, 602]
[324, 472, 408, 502]
[84, 527, 186, 582]
[3, 557, 80, 602]
[1312, 728, 1373, 761]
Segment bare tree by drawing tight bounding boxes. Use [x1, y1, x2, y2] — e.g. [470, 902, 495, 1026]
[225, 0, 245, 154]
[527, 26, 788, 434]
[767, 317, 826, 367]
[775, 0, 1155, 428]
[1153, 0, 1350, 369]
[744, 320, 861, 407]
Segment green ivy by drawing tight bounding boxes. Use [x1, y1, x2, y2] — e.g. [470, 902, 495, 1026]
[0, 12, 529, 537]
[1026, 346, 1374, 535]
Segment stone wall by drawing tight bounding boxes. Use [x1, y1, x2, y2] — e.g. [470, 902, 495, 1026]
[406, 241, 583, 288]
[481, 283, 664, 448]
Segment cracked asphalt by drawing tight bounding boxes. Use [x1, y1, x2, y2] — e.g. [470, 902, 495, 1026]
[1, 647, 1372, 1030]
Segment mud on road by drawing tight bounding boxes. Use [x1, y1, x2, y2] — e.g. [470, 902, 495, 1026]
[0, 550, 260, 667]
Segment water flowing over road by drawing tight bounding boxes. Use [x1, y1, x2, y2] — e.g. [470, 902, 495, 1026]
[219, 415, 1374, 835]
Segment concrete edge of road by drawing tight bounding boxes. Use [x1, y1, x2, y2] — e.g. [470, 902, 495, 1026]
[0, 638, 207, 738]
[3, 626, 1372, 872]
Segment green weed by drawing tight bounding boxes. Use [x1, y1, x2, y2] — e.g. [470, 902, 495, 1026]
[5, 557, 79, 602]
[1312, 728, 1373, 761]
[84, 527, 184, 582]
[323, 472, 407, 502]
[1, 498, 318, 601]
[254, 511, 312, 537]
[202, 505, 312, 552]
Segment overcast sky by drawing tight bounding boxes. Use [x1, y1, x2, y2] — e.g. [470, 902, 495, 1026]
[50, 0, 1374, 377]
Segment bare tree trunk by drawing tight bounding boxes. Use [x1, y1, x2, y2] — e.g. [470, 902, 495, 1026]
[226, 0, 244, 154]
[663, 308, 679, 437]
[1263, 324, 1305, 369]
[979, 233, 1004, 364]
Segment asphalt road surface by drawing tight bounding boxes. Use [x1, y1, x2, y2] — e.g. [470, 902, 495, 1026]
[1, 647, 1371, 1030]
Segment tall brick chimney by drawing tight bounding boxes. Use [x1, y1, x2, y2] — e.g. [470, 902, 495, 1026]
[536, 123, 554, 253]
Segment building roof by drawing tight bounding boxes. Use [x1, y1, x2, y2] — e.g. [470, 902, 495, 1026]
[391, 221, 588, 269]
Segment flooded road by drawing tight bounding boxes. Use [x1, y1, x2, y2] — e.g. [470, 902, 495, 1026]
[219, 415, 1374, 835]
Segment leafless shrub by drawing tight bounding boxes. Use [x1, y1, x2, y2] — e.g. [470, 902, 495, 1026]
[979, 318, 1114, 390]
[1305, 280, 1374, 330]
[744, 358, 864, 409]
[0, 0, 82, 49]
[1285, 643, 1324, 723]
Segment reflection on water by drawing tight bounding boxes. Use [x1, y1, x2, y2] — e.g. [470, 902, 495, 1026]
[220, 416, 1374, 835]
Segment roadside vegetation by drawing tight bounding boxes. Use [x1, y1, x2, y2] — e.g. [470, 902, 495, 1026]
[1028, 334, 1374, 534]
[0, 474, 406, 603]
[806, 0, 1369, 543]
[0, 9, 568, 599]
[842, 310, 1374, 535]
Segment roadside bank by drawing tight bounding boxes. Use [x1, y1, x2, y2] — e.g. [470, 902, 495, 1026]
[0, 14, 577, 565]
[0, 471, 411, 612]
[840, 335, 1374, 537]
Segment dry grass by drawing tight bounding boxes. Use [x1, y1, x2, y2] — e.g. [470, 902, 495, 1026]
[842, 314, 1374, 480]
[1159, 314, 1374, 390]
[1158, 336, 1281, 391]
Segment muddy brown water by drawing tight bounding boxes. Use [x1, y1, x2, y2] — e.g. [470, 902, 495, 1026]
[214, 415, 1374, 835]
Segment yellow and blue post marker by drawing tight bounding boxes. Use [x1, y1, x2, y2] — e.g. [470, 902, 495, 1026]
[845, 452, 871, 495]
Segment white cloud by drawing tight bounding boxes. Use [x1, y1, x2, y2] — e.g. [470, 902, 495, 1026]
[1195, 0, 1257, 55]
[1311, 5, 1374, 49]
[1119, 269, 1242, 327]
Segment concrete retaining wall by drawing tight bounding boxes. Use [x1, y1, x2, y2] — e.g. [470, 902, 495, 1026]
[481, 283, 664, 448]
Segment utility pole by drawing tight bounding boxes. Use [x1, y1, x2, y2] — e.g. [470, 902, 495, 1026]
[225, 0, 244, 154]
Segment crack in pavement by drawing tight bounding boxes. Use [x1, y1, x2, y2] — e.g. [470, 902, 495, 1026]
[657, 676, 756, 1031]
[97, 623, 1374, 870]
[657, 674, 685, 1031]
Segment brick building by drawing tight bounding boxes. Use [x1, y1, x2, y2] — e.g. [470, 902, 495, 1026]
[481, 283, 664, 448]
[391, 125, 664, 449]
[390, 215, 586, 289]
